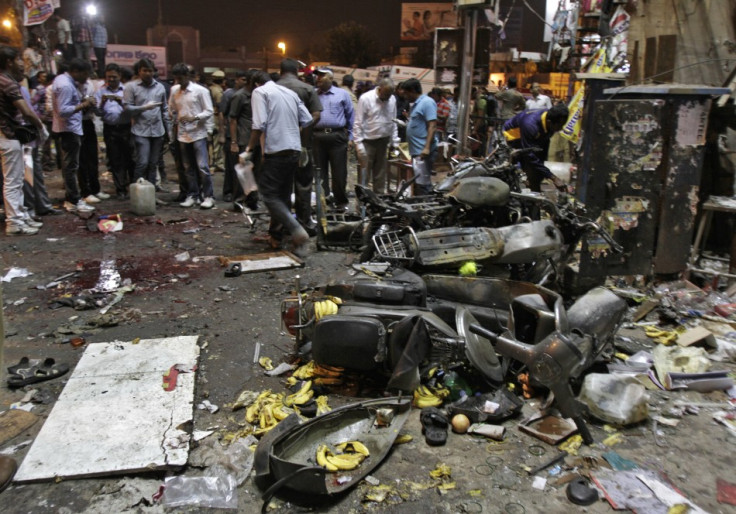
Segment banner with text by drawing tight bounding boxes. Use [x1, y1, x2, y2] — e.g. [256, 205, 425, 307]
[23, 0, 59, 26]
[106, 44, 167, 78]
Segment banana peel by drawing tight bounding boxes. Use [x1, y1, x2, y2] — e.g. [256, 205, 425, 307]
[315, 395, 331, 415]
[315, 440, 369, 472]
[258, 357, 274, 371]
[644, 326, 678, 345]
[413, 384, 450, 408]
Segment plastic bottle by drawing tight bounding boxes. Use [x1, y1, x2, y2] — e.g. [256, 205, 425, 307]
[130, 178, 156, 216]
[443, 370, 471, 402]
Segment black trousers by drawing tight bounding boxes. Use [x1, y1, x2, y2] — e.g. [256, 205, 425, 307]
[79, 119, 100, 198]
[313, 129, 349, 206]
[103, 123, 134, 195]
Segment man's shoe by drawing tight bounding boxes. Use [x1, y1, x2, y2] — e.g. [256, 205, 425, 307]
[25, 219, 43, 228]
[179, 196, 198, 208]
[303, 223, 318, 237]
[84, 194, 101, 204]
[155, 186, 169, 193]
[0, 456, 17, 492]
[200, 197, 215, 209]
[38, 208, 61, 216]
[6, 223, 39, 236]
[76, 200, 96, 212]
[96, 191, 111, 200]
[223, 194, 233, 203]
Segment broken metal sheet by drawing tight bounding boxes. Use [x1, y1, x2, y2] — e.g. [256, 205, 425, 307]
[218, 251, 304, 274]
[14, 336, 199, 482]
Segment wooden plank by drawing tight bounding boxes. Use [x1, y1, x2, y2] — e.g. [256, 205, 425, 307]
[14, 336, 199, 482]
[645, 37, 658, 80]
[655, 34, 677, 82]
[630, 40, 640, 84]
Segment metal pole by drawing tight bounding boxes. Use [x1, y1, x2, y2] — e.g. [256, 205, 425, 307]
[456, 9, 478, 156]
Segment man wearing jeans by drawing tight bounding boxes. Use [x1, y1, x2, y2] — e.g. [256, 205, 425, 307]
[169, 63, 216, 209]
[0, 46, 47, 235]
[244, 71, 312, 256]
[51, 58, 96, 212]
[403, 78, 437, 196]
[124, 58, 169, 190]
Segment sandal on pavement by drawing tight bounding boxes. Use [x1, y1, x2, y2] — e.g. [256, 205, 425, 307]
[7, 358, 69, 388]
[6, 356, 40, 376]
[420, 407, 449, 446]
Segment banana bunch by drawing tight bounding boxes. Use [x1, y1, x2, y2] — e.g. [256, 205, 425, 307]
[258, 357, 274, 371]
[283, 380, 314, 407]
[314, 299, 340, 321]
[413, 384, 451, 408]
[315, 395, 331, 415]
[292, 361, 316, 380]
[316, 440, 369, 472]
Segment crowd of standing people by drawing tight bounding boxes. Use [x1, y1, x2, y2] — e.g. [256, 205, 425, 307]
[2, 7, 568, 249]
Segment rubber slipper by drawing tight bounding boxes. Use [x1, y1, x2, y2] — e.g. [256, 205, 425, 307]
[7, 360, 69, 388]
[420, 407, 448, 446]
[7, 356, 40, 376]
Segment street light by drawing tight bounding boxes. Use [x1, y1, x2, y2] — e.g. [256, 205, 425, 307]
[277, 42, 286, 55]
[86, 4, 97, 16]
[1, 18, 11, 29]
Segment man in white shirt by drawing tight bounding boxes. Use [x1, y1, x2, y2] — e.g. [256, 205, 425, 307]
[243, 71, 313, 256]
[53, 11, 73, 62]
[169, 63, 216, 209]
[353, 78, 400, 194]
[525, 83, 552, 111]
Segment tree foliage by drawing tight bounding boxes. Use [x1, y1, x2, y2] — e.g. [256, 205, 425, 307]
[325, 21, 380, 68]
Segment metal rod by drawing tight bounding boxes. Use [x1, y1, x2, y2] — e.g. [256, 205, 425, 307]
[456, 9, 478, 156]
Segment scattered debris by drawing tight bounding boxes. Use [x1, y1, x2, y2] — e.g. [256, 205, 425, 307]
[1, 267, 32, 282]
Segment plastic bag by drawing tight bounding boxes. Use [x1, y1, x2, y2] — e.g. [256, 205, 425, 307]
[578, 373, 649, 425]
[235, 161, 258, 196]
[160, 469, 237, 509]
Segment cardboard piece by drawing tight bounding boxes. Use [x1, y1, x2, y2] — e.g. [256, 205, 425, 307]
[676, 326, 716, 347]
[14, 336, 199, 482]
[0, 410, 38, 445]
[218, 251, 304, 274]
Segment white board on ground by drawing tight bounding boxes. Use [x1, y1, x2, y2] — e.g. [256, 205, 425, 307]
[14, 336, 199, 482]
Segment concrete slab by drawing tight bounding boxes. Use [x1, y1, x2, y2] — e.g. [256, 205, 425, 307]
[14, 336, 199, 482]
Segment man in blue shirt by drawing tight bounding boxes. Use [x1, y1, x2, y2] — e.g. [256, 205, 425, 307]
[124, 58, 169, 189]
[503, 103, 568, 192]
[403, 78, 437, 196]
[51, 58, 96, 212]
[313, 69, 353, 210]
[244, 71, 313, 257]
[96, 63, 133, 199]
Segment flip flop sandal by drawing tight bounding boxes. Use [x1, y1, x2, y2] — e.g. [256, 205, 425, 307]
[420, 407, 449, 446]
[6, 357, 40, 376]
[7, 360, 69, 388]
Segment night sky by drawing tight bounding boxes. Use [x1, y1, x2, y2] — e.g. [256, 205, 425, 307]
[56, 0, 409, 58]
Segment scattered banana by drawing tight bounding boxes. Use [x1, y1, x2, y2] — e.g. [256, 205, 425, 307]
[335, 440, 370, 456]
[283, 380, 314, 407]
[315, 395, 332, 416]
[413, 384, 450, 408]
[292, 361, 316, 379]
[258, 357, 274, 371]
[316, 445, 338, 472]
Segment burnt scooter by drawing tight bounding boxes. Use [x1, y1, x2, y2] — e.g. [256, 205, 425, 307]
[368, 193, 622, 288]
[281, 270, 627, 443]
